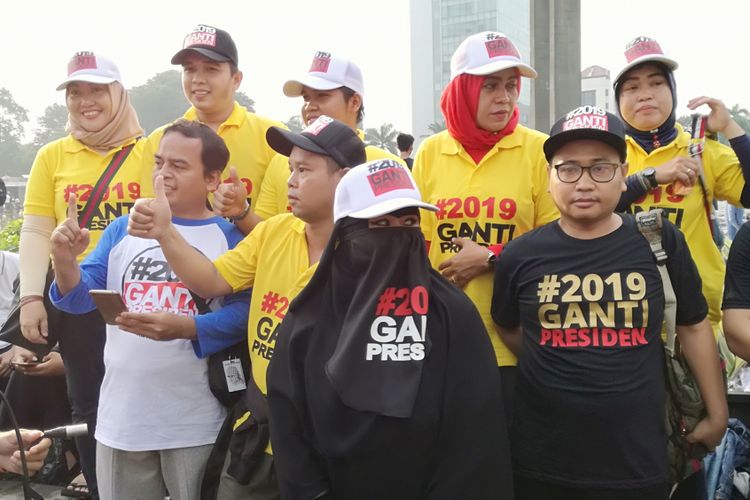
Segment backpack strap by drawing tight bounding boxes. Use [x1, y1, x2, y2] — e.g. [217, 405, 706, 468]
[689, 114, 717, 240]
[635, 210, 678, 355]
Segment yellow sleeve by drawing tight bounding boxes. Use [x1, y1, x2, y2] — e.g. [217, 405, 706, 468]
[254, 153, 289, 220]
[411, 147, 436, 242]
[707, 140, 745, 206]
[138, 137, 156, 198]
[214, 220, 264, 292]
[258, 117, 288, 167]
[23, 143, 58, 218]
[531, 149, 559, 227]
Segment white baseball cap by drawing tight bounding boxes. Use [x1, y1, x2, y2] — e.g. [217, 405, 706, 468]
[334, 159, 437, 223]
[450, 31, 537, 81]
[57, 51, 122, 91]
[613, 36, 678, 86]
[283, 51, 365, 97]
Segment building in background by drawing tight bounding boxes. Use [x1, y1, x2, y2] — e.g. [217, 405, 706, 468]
[581, 65, 615, 112]
[410, 0, 581, 144]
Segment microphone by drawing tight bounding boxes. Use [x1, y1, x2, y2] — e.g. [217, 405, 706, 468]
[42, 423, 88, 439]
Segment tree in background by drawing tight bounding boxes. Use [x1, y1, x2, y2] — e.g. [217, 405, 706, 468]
[235, 91, 256, 113]
[284, 115, 303, 133]
[0, 88, 35, 177]
[129, 70, 256, 134]
[0, 218, 21, 251]
[364, 123, 399, 154]
[428, 120, 447, 134]
[129, 71, 188, 134]
[0, 88, 28, 144]
[31, 103, 68, 149]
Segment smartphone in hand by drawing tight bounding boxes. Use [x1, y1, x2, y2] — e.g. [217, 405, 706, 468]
[11, 360, 42, 368]
[89, 290, 127, 325]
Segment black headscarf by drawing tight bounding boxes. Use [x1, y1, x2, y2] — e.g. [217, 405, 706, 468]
[615, 61, 678, 153]
[295, 214, 434, 419]
[267, 213, 512, 499]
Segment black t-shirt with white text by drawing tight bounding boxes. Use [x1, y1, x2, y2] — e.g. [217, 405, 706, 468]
[492, 214, 707, 489]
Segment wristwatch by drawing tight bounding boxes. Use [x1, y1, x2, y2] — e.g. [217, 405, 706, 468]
[641, 167, 658, 190]
[486, 250, 497, 268]
[231, 201, 251, 223]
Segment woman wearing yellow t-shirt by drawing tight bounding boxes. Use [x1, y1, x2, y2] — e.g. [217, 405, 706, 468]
[19, 52, 151, 499]
[412, 31, 558, 418]
[613, 36, 748, 500]
[613, 36, 749, 341]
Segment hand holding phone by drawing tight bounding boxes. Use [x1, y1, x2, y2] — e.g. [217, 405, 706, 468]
[89, 290, 128, 325]
[10, 360, 42, 368]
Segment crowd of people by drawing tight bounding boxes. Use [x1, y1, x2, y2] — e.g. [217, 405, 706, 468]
[1, 21, 750, 500]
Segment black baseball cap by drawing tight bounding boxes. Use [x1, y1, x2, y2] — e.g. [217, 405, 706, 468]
[544, 106, 627, 162]
[266, 116, 367, 169]
[171, 24, 239, 67]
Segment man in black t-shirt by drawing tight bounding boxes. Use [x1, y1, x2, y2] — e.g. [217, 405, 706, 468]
[491, 106, 728, 500]
[723, 222, 750, 360]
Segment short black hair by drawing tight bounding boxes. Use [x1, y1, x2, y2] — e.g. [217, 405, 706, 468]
[162, 119, 230, 175]
[396, 133, 414, 152]
[340, 86, 365, 125]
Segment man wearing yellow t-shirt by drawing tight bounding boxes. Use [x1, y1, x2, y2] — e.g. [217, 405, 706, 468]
[127, 116, 365, 499]
[215, 51, 404, 234]
[148, 24, 283, 213]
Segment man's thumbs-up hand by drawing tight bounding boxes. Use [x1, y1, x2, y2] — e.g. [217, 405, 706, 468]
[128, 175, 173, 241]
[213, 166, 249, 218]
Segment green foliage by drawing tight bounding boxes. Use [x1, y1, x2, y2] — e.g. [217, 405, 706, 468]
[284, 115, 303, 133]
[31, 103, 68, 149]
[0, 88, 29, 143]
[0, 139, 36, 177]
[129, 71, 187, 134]
[428, 121, 447, 134]
[128, 70, 257, 133]
[235, 91, 256, 113]
[0, 218, 21, 252]
[364, 123, 399, 154]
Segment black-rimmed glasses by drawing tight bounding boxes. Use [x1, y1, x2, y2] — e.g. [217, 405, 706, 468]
[553, 162, 621, 183]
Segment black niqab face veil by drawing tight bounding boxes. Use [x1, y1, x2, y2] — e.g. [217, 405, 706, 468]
[267, 213, 513, 499]
[287, 215, 436, 419]
[322, 217, 433, 418]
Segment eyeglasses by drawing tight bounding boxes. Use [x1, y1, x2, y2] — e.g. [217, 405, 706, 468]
[553, 162, 621, 183]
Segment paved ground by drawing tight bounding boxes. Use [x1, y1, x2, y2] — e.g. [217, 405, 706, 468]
[0, 479, 66, 499]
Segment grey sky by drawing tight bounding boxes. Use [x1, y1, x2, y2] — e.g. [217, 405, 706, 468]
[2, 0, 748, 146]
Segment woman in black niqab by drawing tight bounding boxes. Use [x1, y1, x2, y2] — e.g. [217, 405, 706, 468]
[267, 159, 513, 500]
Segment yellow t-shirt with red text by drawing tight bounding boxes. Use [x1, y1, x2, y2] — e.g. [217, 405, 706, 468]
[214, 213, 317, 395]
[412, 126, 559, 366]
[24, 135, 153, 260]
[253, 133, 404, 220]
[622, 125, 744, 332]
[148, 102, 284, 209]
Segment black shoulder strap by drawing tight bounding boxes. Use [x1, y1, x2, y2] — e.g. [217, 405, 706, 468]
[77, 141, 137, 228]
[188, 289, 211, 315]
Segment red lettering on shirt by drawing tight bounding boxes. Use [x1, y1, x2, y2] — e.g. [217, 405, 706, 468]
[540, 328, 648, 348]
